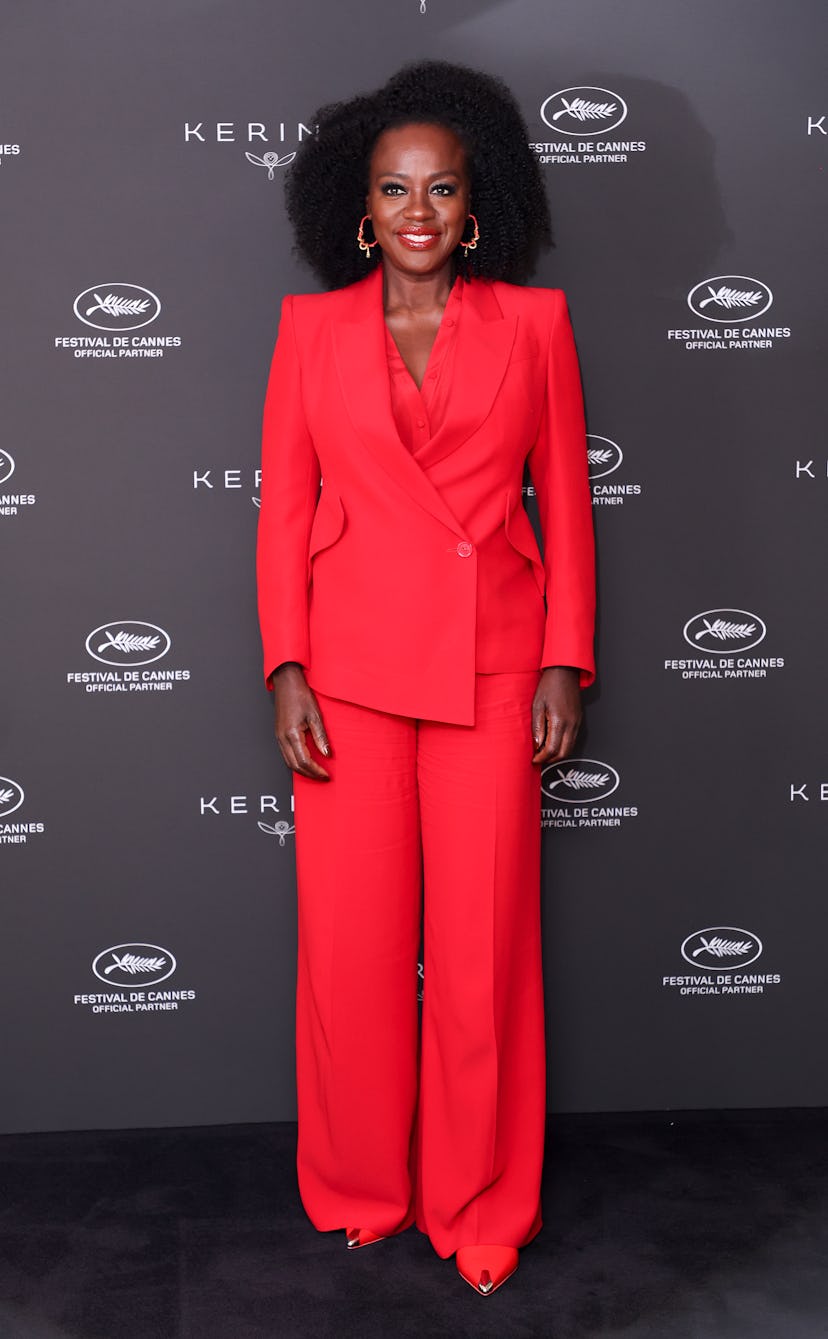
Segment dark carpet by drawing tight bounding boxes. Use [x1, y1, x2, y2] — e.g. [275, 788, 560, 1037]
[1, 1110, 826, 1339]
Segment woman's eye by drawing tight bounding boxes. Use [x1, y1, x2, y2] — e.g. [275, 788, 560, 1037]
[431, 184, 456, 195]
[381, 182, 405, 195]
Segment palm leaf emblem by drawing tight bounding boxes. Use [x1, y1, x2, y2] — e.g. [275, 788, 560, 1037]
[552, 97, 617, 122]
[547, 768, 609, 792]
[698, 286, 763, 311]
[97, 630, 161, 655]
[0, 787, 15, 805]
[103, 953, 166, 975]
[691, 936, 752, 960]
[587, 448, 613, 465]
[694, 618, 756, 643]
[85, 293, 151, 318]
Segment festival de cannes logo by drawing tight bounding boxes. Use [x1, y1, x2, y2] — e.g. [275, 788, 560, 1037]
[540, 86, 627, 135]
[683, 610, 767, 654]
[541, 759, 620, 802]
[0, 776, 25, 817]
[92, 943, 177, 987]
[73, 283, 161, 331]
[0, 450, 14, 484]
[245, 150, 296, 179]
[586, 434, 623, 481]
[686, 277, 772, 323]
[258, 818, 296, 844]
[681, 927, 762, 971]
[85, 621, 172, 667]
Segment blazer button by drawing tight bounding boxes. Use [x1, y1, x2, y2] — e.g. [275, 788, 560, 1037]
[456, 541, 473, 558]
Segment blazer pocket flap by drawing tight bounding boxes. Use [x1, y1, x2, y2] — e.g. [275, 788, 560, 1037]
[504, 491, 545, 593]
[308, 489, 345, 563]
[505, 491, 542, 564]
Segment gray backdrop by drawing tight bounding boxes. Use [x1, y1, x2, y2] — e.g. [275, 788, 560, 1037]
[1, 0, 826, 1132]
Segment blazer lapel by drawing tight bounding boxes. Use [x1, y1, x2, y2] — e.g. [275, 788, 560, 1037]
[413, 279, 518, 471]
[332, 267, 465, 536]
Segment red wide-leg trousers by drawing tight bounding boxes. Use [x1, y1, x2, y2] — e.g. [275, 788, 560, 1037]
[292, 670, 546, 1259]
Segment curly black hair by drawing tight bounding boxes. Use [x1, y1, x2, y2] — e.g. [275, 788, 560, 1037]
[284, 60, 553, 290]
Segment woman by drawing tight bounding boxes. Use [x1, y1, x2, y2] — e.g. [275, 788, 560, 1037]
[256, 59, 595, 1296]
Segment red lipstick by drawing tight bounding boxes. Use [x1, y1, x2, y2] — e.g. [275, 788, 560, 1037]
[396, 229, 441, 250]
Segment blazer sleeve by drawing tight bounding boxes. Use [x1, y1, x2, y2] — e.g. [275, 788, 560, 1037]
[526, 290, 596, 688]
[256, 294, 321, 688]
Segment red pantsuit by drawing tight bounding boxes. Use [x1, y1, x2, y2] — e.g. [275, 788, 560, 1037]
[293, 673, 545, 1257]
[256, 267, 595, 1255]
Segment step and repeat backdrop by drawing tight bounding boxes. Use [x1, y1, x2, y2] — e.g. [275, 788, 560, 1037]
[2, 0, 825, 1132]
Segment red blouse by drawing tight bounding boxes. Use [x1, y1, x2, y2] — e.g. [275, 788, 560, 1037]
[384, 278, 464, 453]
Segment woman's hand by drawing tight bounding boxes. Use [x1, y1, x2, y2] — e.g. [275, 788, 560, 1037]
[531, 666, 583, 766]
[272, 663, 331, 780]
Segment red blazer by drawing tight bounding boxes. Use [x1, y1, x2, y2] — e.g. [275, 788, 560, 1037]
[257, 267, 595, 726]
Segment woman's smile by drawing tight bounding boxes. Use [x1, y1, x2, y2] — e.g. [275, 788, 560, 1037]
[396, 228, 442, 249]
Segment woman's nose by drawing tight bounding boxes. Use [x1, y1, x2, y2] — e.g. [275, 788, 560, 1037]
[403, 191, 435, 218]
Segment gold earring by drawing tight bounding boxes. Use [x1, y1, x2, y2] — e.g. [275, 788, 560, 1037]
[357, 215, 378, 256]
[462, 214, 480, 258]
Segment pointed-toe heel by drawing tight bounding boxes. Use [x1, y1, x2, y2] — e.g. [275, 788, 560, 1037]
[455, 1245, 519, 1295]
[345, 1226, 387, 1249]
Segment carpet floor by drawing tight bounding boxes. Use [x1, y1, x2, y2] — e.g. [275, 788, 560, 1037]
[0, 1109, 826, 1339]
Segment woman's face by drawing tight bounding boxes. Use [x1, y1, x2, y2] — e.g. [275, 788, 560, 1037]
[365, 122, 471, 280]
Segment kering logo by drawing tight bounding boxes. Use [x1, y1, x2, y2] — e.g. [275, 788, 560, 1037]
[192, 467, 262, 504]
[73, 284, 161, 331]
[245, 150, 296, 179]
[0, 776, 25, 817]
[686, 277, 772, 323]
[258, 818, 296, 844]
[683, 610, 766, 654]
[92, 943, 177, 987]
[85, 621, 172, 667]
[680, 927, 762, 971]
[541, 759, 620, 802]
[0, 449, 14, 484]
[587, 434, 622, 480]
[184, 122, 315, 144]
[540, 87, 627, 135]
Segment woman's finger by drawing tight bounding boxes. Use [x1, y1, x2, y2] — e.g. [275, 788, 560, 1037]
[532, 709, 581, 764]
[281, 725, 330, 780]
[531, 697, 547, 750]
[307, 707, 331, 759]
[533, 713, 563, 764]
